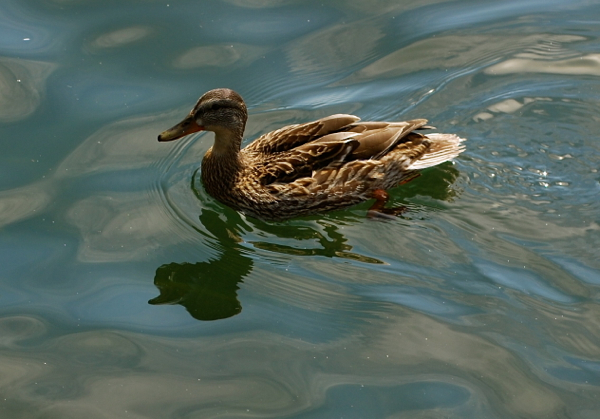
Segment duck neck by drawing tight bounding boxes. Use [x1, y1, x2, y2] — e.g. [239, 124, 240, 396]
[210, 127, 244, 158]
[202, 128, 245, 195]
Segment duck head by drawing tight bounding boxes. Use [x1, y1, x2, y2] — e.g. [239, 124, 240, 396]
[158, 88, 248, 143]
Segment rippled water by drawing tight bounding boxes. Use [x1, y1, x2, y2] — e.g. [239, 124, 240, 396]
[1, 0, 600, 417]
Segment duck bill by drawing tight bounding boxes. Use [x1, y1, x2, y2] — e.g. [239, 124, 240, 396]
[158, 116, 204, 142]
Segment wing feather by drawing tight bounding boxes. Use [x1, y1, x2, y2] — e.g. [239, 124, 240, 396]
[260, 138, 359, 185]
[346, 119, 429, 160]
[244, 114, 360, 155]
[407, 133, 466, 170]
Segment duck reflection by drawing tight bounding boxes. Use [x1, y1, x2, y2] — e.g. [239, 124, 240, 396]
[248, 219, 385, 264]
[149, 259, 247, 320]
[149, 163, 461, 321]
[148, 209, 251, 321]
[398, 163, 462, 202]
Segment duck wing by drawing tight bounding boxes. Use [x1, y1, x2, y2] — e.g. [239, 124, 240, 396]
[245, 114, 360, 155]
[260, 134, 359, 185]
[343, 119, 430, 160]
[257, 118, 436, 185]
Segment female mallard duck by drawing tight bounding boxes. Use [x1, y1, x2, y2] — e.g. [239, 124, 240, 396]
[158, 88, 465, 221]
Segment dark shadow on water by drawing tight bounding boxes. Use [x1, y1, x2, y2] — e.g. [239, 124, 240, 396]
[149, 164, 461, 321]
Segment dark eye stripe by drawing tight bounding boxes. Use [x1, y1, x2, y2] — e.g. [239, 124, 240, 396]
[198, 99, 245, 114]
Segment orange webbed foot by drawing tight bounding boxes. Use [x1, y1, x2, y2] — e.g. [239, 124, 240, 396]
[367, 189, 407, 219]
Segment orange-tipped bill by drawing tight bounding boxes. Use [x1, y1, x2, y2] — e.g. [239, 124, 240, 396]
[158, 115, 204, 142]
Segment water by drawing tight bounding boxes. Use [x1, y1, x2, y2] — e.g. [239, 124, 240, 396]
[1, 0, 600, 417]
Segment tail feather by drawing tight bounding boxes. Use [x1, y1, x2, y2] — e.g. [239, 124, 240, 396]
[408, 133, 466, 170]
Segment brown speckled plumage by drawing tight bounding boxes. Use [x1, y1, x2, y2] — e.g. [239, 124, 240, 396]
[158, 88, 466, 221]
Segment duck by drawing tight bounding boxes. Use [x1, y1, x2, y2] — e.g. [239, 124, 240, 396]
[158, 88, 465, 221]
